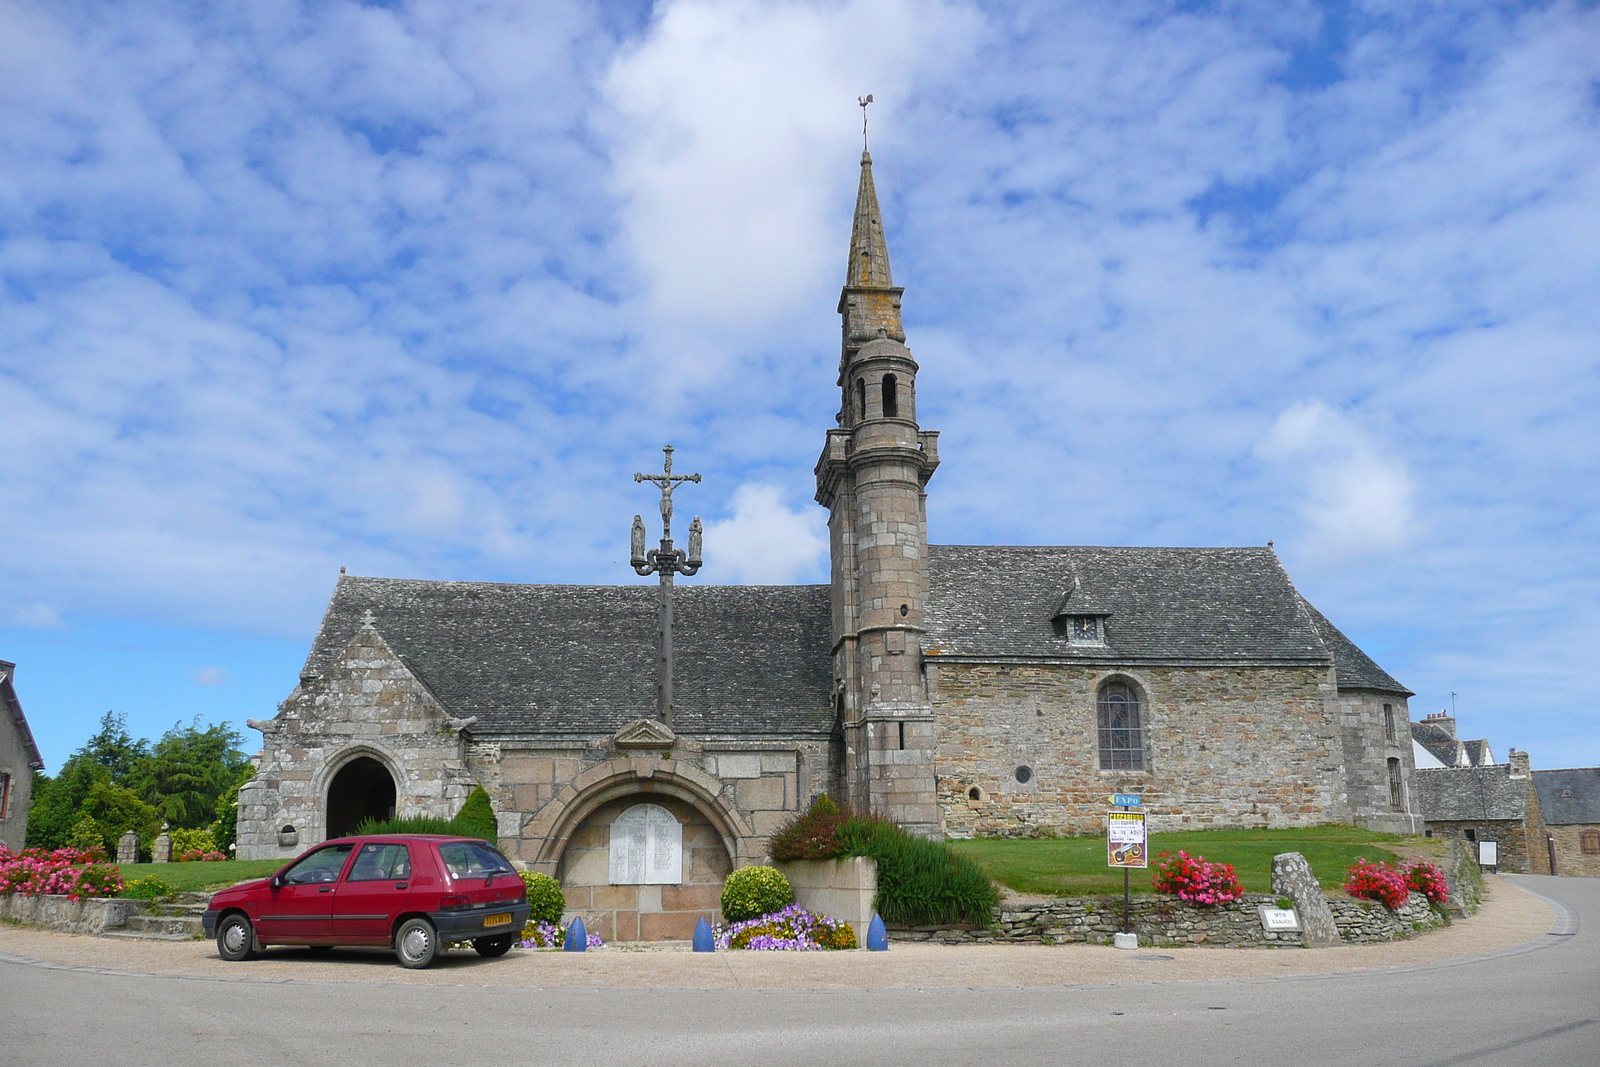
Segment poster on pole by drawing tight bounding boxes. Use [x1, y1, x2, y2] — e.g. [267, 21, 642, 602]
[1107, 811, 1148, 868]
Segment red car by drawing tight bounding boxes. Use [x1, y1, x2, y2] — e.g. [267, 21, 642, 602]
[201, 835, 532, 969]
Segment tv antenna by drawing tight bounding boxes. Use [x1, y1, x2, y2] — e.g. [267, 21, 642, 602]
[858, 94, 873, 150]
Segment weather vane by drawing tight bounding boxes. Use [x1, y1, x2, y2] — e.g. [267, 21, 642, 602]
[858, 94, 873, 150]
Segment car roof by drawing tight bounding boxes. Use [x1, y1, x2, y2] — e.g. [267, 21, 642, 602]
[320, 834, 494, 845]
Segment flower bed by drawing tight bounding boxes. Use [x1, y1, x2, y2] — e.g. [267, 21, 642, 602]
[515, 919, 604, 950]
[0, 846, 123, 901]
[1151, 851, 1244, 905]
[716, 904, 857, 950]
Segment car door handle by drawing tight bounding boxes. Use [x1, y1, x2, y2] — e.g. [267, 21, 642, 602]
[393, 883, 408, 890]
[318, 886, 332, 893]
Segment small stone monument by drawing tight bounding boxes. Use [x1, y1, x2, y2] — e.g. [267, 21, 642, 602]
[152, 831, 172, 865]
[1271, 852, 1341, 947]
[117, 831, 139, 865]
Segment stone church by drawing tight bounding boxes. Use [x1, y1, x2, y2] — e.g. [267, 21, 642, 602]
[237, 152, 1419, 939]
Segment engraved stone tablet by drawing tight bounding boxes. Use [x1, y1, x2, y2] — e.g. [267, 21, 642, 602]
[609, 802, 683, 885]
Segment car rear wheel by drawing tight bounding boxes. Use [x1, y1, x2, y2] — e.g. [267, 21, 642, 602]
[394, 918, 438, 969]
[216, 915, 257, 962]
[473, 935, 514, 958]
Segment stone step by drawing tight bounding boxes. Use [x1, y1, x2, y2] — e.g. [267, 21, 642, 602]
[144, 902, 209, 917]
[120, 913, 206, 939]
[101, 927, 201, 943]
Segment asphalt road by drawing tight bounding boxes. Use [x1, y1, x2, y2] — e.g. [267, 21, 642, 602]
[1, 876, 1594, 1067]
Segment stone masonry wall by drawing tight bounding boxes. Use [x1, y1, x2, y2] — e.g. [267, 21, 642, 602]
[1426, 820, 1531, 873]
[1334, 688, 1419, 834]
[237, 623, 477, 861]
[932, 662, 1348, 836]
[1549, 824, 1600, 878]
[887, 890, 1450, 947]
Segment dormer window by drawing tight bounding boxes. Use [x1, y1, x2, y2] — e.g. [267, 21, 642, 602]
[1066, 616, 1105, 646]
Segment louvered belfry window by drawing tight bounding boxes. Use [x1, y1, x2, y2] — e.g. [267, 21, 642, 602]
[1097, 681, 1145, 771]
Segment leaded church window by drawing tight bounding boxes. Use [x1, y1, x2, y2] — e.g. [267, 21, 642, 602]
[1097, 681, 1145, 771]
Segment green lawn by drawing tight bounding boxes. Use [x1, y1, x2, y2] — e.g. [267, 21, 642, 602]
[118, 859, 284, 895]
[951, 826, 1410, 897]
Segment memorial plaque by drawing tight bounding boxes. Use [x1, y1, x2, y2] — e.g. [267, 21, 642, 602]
[609, 802, 683, 885]
[1259, 906, 1302, 932]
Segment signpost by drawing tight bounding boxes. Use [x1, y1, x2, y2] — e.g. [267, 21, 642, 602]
[1106, 799, 1147, 939]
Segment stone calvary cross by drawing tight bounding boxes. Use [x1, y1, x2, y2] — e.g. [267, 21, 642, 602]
[631, 446, 703, 728]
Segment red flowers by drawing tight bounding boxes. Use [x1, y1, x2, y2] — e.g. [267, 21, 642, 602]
[1402, 860, 1449, 904]
[0, 846, 124, 901]
[1151, 850, 1244, 905]
[1343, 857, 1448, 909]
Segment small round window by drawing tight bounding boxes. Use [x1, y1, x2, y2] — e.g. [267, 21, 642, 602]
[1014, 766, 1033, 784]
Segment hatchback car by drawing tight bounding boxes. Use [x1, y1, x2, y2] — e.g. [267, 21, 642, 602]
[201, 835, 531, 969]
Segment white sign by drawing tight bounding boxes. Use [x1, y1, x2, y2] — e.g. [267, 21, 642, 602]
[1259, 907, 1301, 932]
[1478, 840, 1498, 868]
[609, 802, 683, 885]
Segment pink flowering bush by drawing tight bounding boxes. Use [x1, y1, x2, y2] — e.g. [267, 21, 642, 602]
[0, 846, 124, 901]
[1402, 860, 1449, 905]
[1343, 859, 1411, 909]
[177, 849, 228, 863]
[1151, 851, 1244, 905]
[715, 904, 857, 950]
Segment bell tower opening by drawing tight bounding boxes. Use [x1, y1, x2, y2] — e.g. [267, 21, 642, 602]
[325, 756, 397, 839]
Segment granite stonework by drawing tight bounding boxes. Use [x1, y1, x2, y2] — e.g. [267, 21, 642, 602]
[117, 831, 139, 865]
[933, 663, 1383, 835]
[1328, 892, 1448, 943]
[779, 856, 877, 943]
[1270, 851, 1341, 947]
[0, 893, 144, 936]
[236, 620, 479, 860]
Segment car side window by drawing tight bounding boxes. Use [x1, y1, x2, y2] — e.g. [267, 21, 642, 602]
[437, 842, 513, 880]
[282, 844, 354, 885]
[346, 843, 412, 882]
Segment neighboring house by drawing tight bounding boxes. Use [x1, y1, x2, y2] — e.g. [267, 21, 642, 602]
[1532, 768, 1600, 877]
[1412, 712, 1494, 769]
[235, 150, 1422, 939]
[1413, 750, 1549, 873]
[0, 660, 46, 851]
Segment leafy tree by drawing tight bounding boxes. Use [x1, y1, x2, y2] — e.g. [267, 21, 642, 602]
[79, 777, 161, 857]
[209, 780, 244, 853]
[79, 711, 149, 785]
[26, 760, 111, 851]
[133, 720, 251, 830]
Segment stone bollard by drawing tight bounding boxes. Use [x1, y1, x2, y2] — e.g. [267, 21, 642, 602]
[152, 832, 172, 865]
[1271, 852, 1341, 947]
[117, 831, 139, 866]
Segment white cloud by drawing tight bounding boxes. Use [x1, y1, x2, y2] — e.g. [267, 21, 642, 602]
[702, 483, 828, 584]
[1259, 401, 1416, 560]
[11, 603, 63, 628]
[193, 666, 229, 687]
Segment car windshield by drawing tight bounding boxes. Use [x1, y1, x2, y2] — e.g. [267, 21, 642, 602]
[438, 842, 513, 880]
[282, 844, 354, 885]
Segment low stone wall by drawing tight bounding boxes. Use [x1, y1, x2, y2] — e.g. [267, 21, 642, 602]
[0, 893, 145, 935]
[779, 857, 876, 943]
[1328, 892, 1448, 943]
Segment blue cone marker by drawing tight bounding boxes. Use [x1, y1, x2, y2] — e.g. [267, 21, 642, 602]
[564, 916, 587, 952]
[866, 914, 888, 951]
[692, 916, 715, 952]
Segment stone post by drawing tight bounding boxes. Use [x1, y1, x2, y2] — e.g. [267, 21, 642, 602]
[116, 831, 139, 866]
[152, 832, 172, 865]
[1270, 852, 1341, 947]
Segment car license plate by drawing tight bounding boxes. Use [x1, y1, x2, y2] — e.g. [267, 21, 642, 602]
[483, 913, 512, 928]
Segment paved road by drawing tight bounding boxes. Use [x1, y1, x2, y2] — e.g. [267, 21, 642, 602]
[1, 876, 1594, 1067]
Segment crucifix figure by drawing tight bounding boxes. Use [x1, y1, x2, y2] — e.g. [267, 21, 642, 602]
[631, 446, 703, 728]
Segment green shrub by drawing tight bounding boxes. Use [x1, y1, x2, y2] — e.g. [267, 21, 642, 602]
[122, 877, 176, 899]
[521, 871, 566, 924]
[720, 865, 795, 922]
[769, 794, 850, 861]
[452, 787, 499, 842]
[354, 815, 458, 836]
[68, 815, 107, 857]
[170, 828, 217, 856]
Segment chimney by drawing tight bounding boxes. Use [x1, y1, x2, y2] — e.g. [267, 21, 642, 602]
[1508, 749, 1531, 779]
[1424, 712, 1457, 739]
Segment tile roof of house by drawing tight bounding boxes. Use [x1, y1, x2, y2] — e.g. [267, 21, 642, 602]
[923, 545, 1409, 692]
[1413, 765, 1528, 822]
[1410, 721, 1494, 767]
[0, 661, 44, 770]
[1532, 768, 1600, 825]
[302, 576, 835, 739]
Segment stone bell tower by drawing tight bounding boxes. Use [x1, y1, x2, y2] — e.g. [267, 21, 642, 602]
[815, 150, 942, 838]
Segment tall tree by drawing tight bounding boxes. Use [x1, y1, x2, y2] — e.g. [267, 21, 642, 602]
[79, 711, 149, 785]
[134, 720, 251, 830]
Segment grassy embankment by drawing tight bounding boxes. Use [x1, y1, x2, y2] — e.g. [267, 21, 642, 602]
[117, 859, 283, 895]
[951, 826, 1417, 897]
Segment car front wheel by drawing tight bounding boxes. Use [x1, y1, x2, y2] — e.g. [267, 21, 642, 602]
[394, 918, 439, 969]
[473, 935, 514, 958]
[216, 914, 257, 962]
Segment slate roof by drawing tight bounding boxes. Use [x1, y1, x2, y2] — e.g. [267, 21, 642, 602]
[0, 661, 44, 770]
[1412, 766, 1528, 822]
[923, 545, 1409, 692]
[1532, 769, 1600, 825]
[1410, 721, 1493, 767]
[303, 577, 834, 740]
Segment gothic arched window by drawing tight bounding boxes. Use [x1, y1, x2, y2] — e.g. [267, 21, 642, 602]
[1097, 681, 1145, 771]
[882, 374, 898, 418]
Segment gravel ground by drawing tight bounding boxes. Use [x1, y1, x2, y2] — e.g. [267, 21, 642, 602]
[0, 875, 1557, 991]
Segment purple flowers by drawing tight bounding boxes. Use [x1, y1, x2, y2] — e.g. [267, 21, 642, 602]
[715, 904, 857, 950]
[515, 919, 603, 950]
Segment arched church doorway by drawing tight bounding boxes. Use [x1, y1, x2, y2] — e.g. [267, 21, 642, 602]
[325, 757, 397, 839]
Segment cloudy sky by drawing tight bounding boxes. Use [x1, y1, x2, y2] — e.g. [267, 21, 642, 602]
[3, 0, 1597, 773]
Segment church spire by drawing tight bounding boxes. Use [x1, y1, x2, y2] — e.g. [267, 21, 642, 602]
[846, 151, 894, 288]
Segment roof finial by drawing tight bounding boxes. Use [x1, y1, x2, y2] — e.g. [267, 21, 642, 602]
[858, 94, 873, 152]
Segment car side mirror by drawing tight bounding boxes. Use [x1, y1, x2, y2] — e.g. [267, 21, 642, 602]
[269, 874, 284, 889]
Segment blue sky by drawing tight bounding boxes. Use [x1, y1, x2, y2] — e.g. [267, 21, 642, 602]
[2, 0, 1597, 773]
